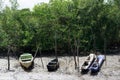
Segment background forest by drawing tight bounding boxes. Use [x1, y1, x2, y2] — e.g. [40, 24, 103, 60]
[0, 0, 120, 56]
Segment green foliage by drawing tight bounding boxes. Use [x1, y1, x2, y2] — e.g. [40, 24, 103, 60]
[0, 0, 120, 54]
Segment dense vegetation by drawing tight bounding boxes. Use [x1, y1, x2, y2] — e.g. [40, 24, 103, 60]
[0, 0, 120, 55]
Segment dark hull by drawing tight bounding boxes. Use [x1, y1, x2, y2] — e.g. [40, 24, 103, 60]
[47, 64, 59, 71]
[20, 61, 34, 71]
[47, 59, 59, 71]
[81, 69, 89, 74]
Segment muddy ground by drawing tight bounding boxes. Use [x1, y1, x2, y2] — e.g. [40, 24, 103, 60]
[0, 54, 120, 80]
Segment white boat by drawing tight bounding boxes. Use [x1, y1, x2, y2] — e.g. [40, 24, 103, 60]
[81, 54, 96, 73]
[19, 53, 33, 69]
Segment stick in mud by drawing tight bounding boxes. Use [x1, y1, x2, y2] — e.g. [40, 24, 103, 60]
[7, 45, 11, 70]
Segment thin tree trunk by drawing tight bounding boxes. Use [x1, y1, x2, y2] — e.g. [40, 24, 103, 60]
[7, 46, 10, 70]
[104, 38, 107, 65]
[68, 29, 71, 56]
[68, 30, 71, 53]
[91, 28, 96, 52]
[77, 38, 80, 72]
[73, 38, 77, 69]
[55, 31, 57, 59]
[33, 46, 39, 61]
[39, 48, 44, 68]
[92, 33, 96, 52]
[71, 46, 77, 69]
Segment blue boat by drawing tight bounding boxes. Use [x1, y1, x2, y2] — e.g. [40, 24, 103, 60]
[90, 55, 105, 72]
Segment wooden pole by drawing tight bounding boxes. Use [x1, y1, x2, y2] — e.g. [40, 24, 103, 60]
[7, 46, 10, 70]
[39, 48, 44, 68]
[33, 46, 39, 61]
[104, 38, 107, 66]
[55, 30, 57, 59]
[77, 38, 80, 72]
[74, 38, 77, 69]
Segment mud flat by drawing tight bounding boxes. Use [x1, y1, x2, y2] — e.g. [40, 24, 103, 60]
[0, 54, 120, 80]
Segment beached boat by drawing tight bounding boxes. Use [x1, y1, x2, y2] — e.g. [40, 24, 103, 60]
[47, 58, 59, 71]
[90, 55, 105, 72]
[19, 53, 34, 69]
[81, 54, 96, 73]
